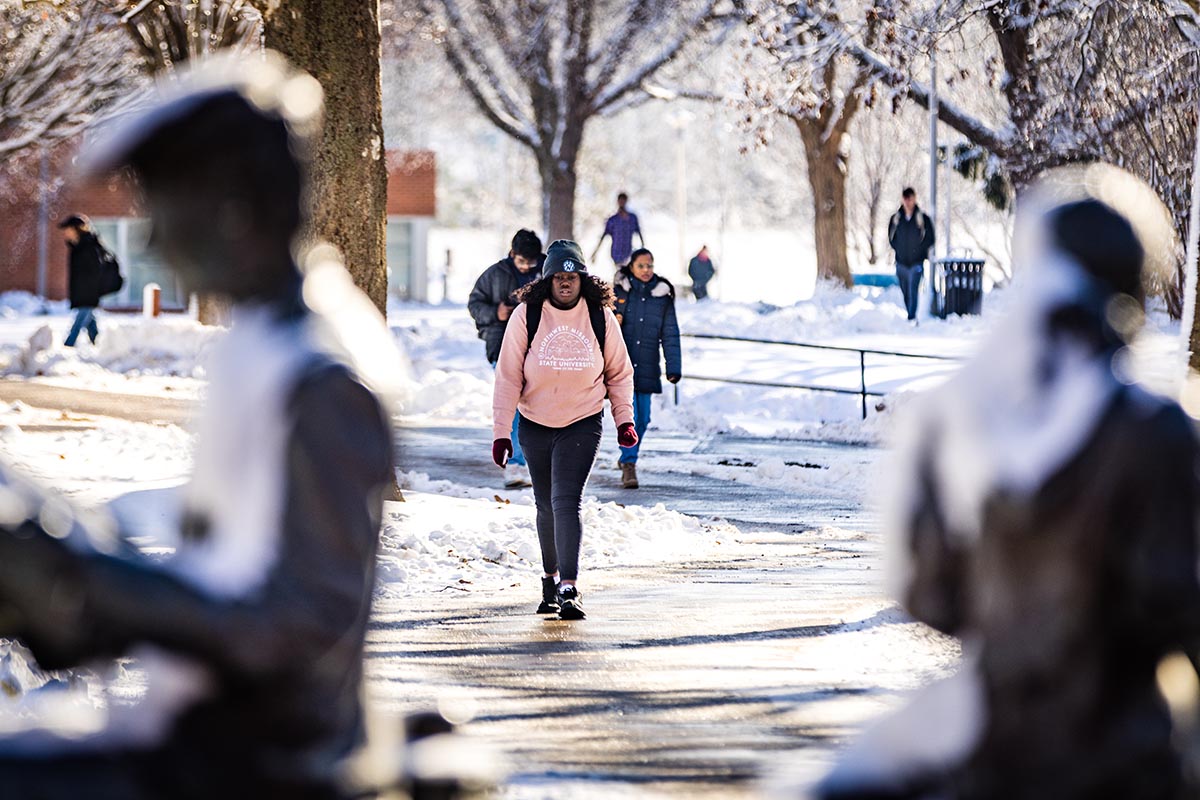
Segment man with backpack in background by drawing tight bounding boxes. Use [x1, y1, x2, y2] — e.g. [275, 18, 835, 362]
[887, 187, 935, 324]
[469, 229, 545, 488]
[59, 214, 123, 347]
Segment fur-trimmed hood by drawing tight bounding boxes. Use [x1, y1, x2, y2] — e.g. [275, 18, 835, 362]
[616, 272, 675, 298]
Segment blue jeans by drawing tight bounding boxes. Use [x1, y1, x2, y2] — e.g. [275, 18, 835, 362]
[618, 392, 653, 464]
[65, 307, 98, 347]
[896, 263, 924, 321]
[490, 361, 526, 466]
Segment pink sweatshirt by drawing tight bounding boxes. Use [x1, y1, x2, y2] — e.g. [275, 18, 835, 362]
[492, 300, 634, 440]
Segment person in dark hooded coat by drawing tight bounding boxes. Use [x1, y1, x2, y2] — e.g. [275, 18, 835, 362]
[612, 248, 681, 489]
[60, 214, 106, 347]
[469, 229, 544, 488]
[815, 166, 1200, 800]
[0, 55, 400, 800]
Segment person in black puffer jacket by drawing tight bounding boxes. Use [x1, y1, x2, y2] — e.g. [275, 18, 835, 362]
[612, 248, 681, 489]
[59, 214, 105, 347]
[468, 229, 545, 365]
[468, 229, 545, 487]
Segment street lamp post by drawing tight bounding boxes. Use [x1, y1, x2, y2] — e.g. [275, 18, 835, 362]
[668, 110, 692, 281]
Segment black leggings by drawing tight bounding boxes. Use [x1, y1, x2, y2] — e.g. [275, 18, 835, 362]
[518, 412, 602, 582]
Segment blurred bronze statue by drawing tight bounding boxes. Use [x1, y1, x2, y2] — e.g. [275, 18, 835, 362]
[817, 165, 1200, 800]
[0, 55, 400, 799]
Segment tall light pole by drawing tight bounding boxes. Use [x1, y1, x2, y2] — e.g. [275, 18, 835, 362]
[928, 45, 939, 259]
[944, 144, 953, 256]
[669, 109, 693, 281]
[35, 148, 50, 307]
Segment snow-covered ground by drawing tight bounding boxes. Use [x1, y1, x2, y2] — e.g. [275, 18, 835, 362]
[394, 280, 1183, 443]
[0, 399, 732, 599]
[4, 278, 1182, 445]
[0, 292, 212, 398]
[382, 472, 735, 597]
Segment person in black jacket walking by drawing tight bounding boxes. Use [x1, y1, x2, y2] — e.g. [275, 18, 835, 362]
[613, 248, 681, 489]
[468, 229, 545, 488]
[59, 214, 105, 347]
[887, 187, 935, 323]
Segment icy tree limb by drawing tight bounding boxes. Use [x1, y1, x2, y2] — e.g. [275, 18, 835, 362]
[589, 0, 720, 114]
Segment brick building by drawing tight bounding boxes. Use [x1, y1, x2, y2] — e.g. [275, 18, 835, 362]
[0, 148, 437, 308]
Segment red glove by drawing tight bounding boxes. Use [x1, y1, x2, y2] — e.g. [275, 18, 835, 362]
[492, 438, 512, 468]
[617, 423, 638, 448]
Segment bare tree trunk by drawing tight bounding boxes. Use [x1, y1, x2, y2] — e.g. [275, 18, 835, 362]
[866, 175, 882, 266]
[538, 145, 580, 243]
[265, 1, 399, 501]
[196, 293, 230, 326]
[797, 119, 853, 287]
[264, 0, 389, 316]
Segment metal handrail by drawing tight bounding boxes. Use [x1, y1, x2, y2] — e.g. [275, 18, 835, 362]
[681, 332, 959, 361]
[676, 332, 963, 419]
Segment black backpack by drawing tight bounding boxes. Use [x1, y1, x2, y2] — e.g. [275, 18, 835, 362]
[94, 240, 124, 296]
[524, 298, 607, 358]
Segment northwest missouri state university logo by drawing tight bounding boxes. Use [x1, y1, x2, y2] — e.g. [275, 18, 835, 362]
[537, 325, 595, 371]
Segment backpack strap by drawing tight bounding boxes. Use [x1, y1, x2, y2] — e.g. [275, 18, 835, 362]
[524, 300, 542, 355]
[523, 298, 607, 357]
[588, 299, 607, 354]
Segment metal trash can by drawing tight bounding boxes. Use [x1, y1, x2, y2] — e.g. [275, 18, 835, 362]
[931, 257, 984, 318]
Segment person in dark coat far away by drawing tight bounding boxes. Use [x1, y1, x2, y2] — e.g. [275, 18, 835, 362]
[0, 54, 401, 800]
[887, 187, 935, 323]
[816, 165, 1200, 800]
[613, 248, 681, 489]
[468, 229, 545, 489]
[687, 245, 716, 300]
[60, 213, 106, 347]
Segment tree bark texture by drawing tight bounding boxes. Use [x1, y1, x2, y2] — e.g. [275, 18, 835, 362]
[264, 0, 389, 316]
[424, 0, 720, 248]
[539, 153, 580, 243]
[196, 293, 231, 326]
[796, 118, 853, 288]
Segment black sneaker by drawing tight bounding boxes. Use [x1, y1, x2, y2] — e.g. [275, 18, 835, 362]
[536, 576, 559, 614]
[557, 585, 585, 620]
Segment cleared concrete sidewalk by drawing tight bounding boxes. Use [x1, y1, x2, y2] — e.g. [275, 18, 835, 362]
[0, 379, 195, 426]
[378, 425, 958, 798]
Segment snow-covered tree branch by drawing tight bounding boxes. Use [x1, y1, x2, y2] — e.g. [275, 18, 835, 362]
[0, 2, 141, 160]
[411, 0, 728, 240]
[739, 0, 885, 286]
[114, 0, 263, 72]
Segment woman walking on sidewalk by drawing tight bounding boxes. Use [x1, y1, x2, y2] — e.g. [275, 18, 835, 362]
[613, 248, 681, 489]
[492, 240, 637, 620]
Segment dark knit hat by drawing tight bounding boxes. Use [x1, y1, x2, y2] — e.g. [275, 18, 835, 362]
[57, 214, 91, 230]
[542, 240, 587, 279]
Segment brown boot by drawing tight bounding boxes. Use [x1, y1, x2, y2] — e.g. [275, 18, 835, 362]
[620, 462, 639, 489]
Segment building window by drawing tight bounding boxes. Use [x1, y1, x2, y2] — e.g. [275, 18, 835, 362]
[91, 218, 185, 309]
[387, 218, 414, 298]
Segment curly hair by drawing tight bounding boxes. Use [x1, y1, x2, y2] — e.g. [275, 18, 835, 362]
[516, 273, 616, 309]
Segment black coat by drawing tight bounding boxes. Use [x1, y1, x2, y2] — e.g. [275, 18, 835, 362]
[888, 206, 935, 266]
[68, 232, 105, 309]
[613, 272, 681, 394]
[468, 257, 542, 363]
[688, 255, 715, 287]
